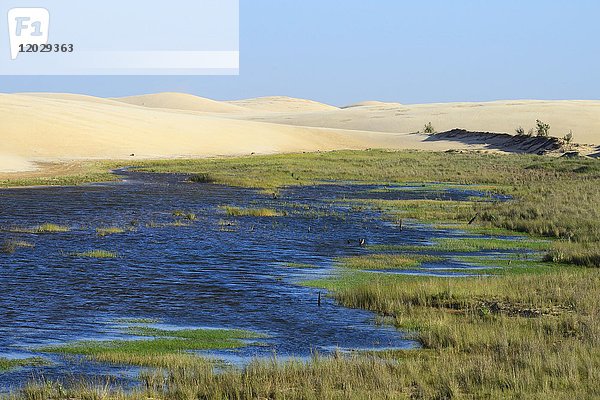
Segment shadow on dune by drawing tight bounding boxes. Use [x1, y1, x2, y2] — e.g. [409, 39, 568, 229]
[424, 129, 565, 155]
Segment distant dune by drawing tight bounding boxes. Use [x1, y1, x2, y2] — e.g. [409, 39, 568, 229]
[0, 93, 433, 173]
[113, 92, 248, 114]
[1, 92, 599, 174]
[227, 96, 339, 112]
[243, 100, 600, 146]
[342, 100, 404, 109]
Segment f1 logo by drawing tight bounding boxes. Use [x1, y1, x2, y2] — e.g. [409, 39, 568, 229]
[7, 8, 50, 60]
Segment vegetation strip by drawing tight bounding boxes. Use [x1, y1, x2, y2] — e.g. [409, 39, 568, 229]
[0, 357, 48, 371]
[40, 327, 265, 368]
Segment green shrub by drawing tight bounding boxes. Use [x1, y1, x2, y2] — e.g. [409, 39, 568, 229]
[535, 119, 550, 137]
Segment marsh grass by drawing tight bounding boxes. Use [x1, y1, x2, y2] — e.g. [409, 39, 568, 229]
[430, 238, 550, 252]
[433, 223, 528, 237]
[1, 224, 70, 234]
[125, 150, 599, 266]
[0, 161, 117, 188]
[3, 150, 600, 398]
[146, 220, 193, 229]
[221, 206, 284, 217]
[454, 255, 558, 275]
[301, 268, 600, 397]
[348, 199, 478, 223]
[377, 238, 551, 254]
[40, 328, 264, 368]
[35, 223, 70, 233]
[544, 241, 600, 266]
[6, 150, 596, 265]
[188, 173, 216, 183]
[284, 262, 320, 269]
[338, 254, 443, 270]
[96, 227, 126, 236]
[0, 357, 47, 371]
[71, 250, 118, 259]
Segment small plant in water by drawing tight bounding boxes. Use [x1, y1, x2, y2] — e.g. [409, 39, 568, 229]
[35, 223, 70, 233]
[71, 250, 118, 259]
[189, 173, 215, 183]
[96, 227, 126, 236]
[221, 206, 284, 217]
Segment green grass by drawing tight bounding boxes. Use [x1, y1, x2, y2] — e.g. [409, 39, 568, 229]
[96, 227, 126, 236]
[377, 237, 551, 253]
[338, 254, 443, 270]
[454, 255, 560, 275]
[71, 250, 118, 259]
[430, 237, 550, 252]
[34, 224, 71, 233]
[0, 161, 118, 188]
[5, 150, 598, 265]
[40, 327, 265, 367]
[35, 223, 70, 233]
[124, 149, 571, 189]
[0, 357, 48, 371]
[284, 262, 320, 269]
[300, 268, 600, 397]
[433, 223, 529, 237]
[188, 173, 216, 183]
[3, 150, 600, 398]
[1, 224, 70, 234]
[123, 149, 600, 267]
[220, 206, 284, 217]
[353, 198, 479, 223]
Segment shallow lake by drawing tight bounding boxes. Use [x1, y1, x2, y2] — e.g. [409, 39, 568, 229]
[0, 171, 503, 389]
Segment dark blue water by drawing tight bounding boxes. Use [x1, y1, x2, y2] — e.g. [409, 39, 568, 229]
[0, 172, 495, 389]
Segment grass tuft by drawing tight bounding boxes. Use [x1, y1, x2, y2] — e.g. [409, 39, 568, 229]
[34, 223, 70, 233]
[96, 227, 125, 236]
[221, 206, 284, 217]
[0, 357, 48, 371]
[71, 250, 118, 259]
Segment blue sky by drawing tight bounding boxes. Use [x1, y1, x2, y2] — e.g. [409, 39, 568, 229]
[2, 0, 599, 106]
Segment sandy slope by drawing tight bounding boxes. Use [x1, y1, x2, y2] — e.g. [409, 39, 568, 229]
[0, 93, 450, 174]
[240, 100, 600, 146]
[1, 92, 599, 174]
[113, 92, 249, 113]
[227, 96, 339, 112]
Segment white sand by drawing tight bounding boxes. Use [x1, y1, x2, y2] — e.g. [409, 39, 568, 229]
[1, 92, 599, 174]
[114, 92, 249, 114]
[227, 96, 339, 112]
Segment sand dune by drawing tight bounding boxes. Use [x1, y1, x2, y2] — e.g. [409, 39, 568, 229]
[1, 92, 599, 175]
[0, 93, 439, 174]
[114, 92, 249, 114]
[343, 100, 404, 109]
[228, 96, 339, 112]
[242, 100, 600, 146]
